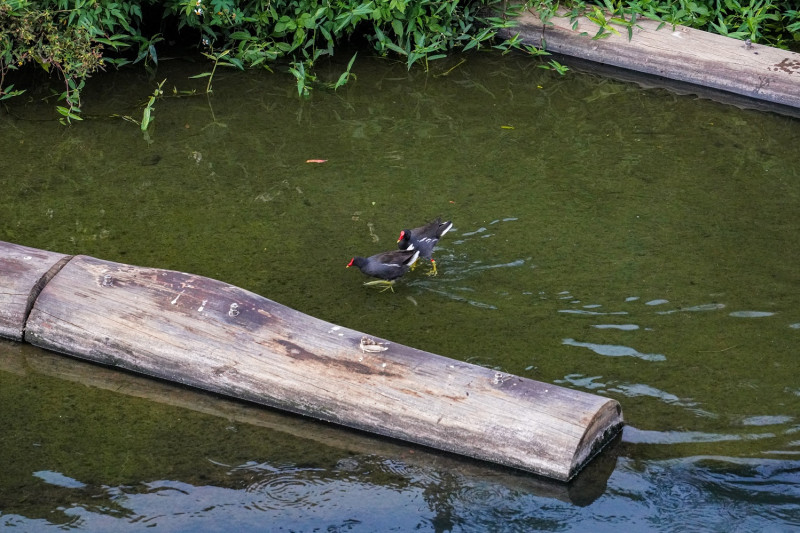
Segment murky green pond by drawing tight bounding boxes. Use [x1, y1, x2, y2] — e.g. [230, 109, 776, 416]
[1, 51, 799, 531]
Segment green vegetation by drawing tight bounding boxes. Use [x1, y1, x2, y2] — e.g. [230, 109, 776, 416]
[1, 0, 798, 124]
[543, 0, 800, 46]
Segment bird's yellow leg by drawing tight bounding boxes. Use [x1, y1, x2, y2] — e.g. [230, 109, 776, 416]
[363, 280, 396, 292]
[426, 259, 438, 277]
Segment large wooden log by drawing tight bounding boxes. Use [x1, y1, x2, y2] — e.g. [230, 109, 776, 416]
[502, 9, 800, 110]
[0, 242, 70, 341]
[2, 241, 622, 481]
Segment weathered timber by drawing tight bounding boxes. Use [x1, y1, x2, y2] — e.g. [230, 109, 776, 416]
[501, 9, 800, 110]
[1, 241, 623, 481]
[0, 242, 70, 341]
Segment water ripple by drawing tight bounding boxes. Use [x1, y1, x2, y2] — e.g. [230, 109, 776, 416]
[611, 457, 800, 530]
[246, 472, 326, 510]
[559, 309, 629, 316]
[455, 258, 528, 274]
[555, 373, 607, 390]
[562, 338, 666, 361]
[454, 218, 517, 241]
[592, 324, 640, 330]
[412, 285, 498, 309]
[624, 427, 776, 444]
[33, 470, 87, 489]
[729, 310, 776, 318]
[656, 303, 726, 315]
[228, 461, 329, 511]
[453, 481, 512, 508]
[741, 415, 794, 426]
[556, 375, 717, 417]
[456, 226, 491, 239]
[609, 382, 716, 417]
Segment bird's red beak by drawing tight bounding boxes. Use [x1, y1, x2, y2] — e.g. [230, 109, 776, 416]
[346, 258, 355, 268]
[397, 230, 405, 243]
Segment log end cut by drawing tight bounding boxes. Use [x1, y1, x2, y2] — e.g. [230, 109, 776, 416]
[570, 398, 623, 480]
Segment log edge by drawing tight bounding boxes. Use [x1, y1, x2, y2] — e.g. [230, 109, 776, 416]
[570, 398, 624, 480]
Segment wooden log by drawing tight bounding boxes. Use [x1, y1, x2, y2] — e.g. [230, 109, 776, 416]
[0, 242, 70, 341]
[2, 241, 622, 481]
[502, 9, 800, 110]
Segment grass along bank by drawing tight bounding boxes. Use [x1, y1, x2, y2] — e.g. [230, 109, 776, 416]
[1, 0, 798, 124]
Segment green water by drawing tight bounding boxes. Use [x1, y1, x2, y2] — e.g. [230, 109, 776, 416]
[1, 52, 799, 531]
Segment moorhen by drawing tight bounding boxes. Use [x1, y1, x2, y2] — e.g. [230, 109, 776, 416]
[397, 217, 453, 276]
[346, 249, 420, 292]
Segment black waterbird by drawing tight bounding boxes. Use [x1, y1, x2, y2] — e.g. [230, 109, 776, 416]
[397, 218, 453, 276]
[346, 249, 420, 292]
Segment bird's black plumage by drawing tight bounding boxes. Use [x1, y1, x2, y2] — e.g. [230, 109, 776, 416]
[397, 218, 453, 275]
[346, 249, 420, 281]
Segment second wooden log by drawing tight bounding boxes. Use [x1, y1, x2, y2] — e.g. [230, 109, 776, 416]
[502, 9, 800, 110]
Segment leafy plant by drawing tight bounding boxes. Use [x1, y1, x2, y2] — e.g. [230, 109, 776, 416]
[141, 78, 165, 131]
[2, 0, 798, 124]
[190, 48, 244, 94]
[547, 0, 800, 49]
[540, 59, 570, 74]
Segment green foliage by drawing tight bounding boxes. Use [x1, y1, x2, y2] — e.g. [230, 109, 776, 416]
[140, 78, 165, 130]
[540, 0, 800, 49]
[1, 0, 797, 124]
[1, 0, 533, 121]
[189, 48, 243, 93]
[540, 58, 569, 74]
[160, 0, 532, 90]
[0, 0, 148, 121]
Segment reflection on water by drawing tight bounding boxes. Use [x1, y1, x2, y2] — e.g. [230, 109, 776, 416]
[601, 458, 800, 532]
[1, 50, 800, 530]
[624, 427, 778, 445]
[4, 454, 799, 531]
[556, 375, 715, 418]
[729, 310, 776, 318]
[33, 471, 87, 489]
[562, 338, 666, 361]
[655, 303, 726, 314]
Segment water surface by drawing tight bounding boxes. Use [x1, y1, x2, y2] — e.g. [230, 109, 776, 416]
[1, 52, 799, 531]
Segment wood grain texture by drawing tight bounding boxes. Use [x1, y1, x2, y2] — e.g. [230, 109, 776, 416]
[0, 241, 70, 341]
[18, 251, 622, 480]
[504, 9, 800, 108]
